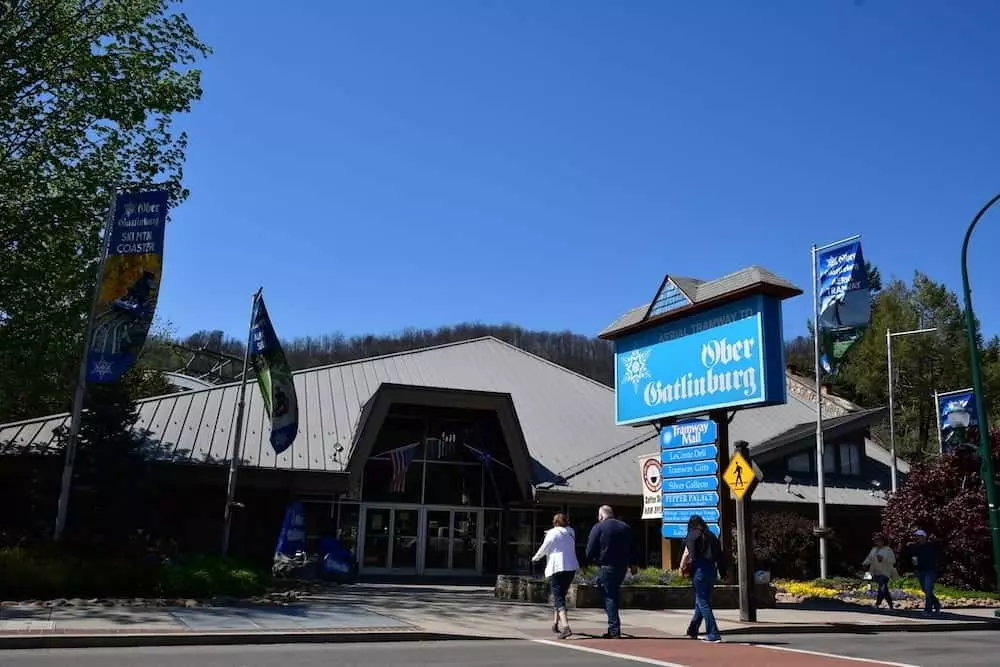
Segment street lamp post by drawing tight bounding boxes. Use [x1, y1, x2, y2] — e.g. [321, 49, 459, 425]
[960, 192, 1000, 596]
[886, 327, 937, 492]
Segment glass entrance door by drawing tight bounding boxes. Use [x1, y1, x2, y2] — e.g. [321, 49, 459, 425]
[360, 506, 419, 573]
[422, 507, 482, 574]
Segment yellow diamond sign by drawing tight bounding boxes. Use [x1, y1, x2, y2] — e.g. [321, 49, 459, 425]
[723, 451, 755, 500]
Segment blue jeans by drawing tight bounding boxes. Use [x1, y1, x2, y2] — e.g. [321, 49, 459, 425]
[918, 571, 941, 613]
[598, 565, 627, 635]
[687, 566, 720, 640]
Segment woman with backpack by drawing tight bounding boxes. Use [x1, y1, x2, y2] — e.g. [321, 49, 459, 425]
[679, 514, 725, 644]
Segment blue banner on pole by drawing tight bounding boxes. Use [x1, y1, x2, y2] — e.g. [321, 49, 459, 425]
[250, 295, 299, 454]
[275, 500, 307, 555]
[817, 240, 870, 330]
[86, 189, 169, 383]
[937, 388, 979, 454]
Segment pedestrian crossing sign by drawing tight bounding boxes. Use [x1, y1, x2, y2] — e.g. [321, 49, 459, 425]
[723, 452, 755, 500]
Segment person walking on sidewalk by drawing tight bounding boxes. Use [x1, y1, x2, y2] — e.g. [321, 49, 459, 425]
[905, 529, 942, 615]
[585, 505, 636, 639]
[679, 515, 725, 644]
[532, 512, 579, 640]
[862, 533, 898, 609]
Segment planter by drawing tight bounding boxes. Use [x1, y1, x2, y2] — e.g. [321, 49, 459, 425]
[568, 583, 777, 610]
[493, 574, 551, 603]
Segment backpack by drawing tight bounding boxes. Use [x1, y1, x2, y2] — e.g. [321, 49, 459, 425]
[699, 529, 717, 563]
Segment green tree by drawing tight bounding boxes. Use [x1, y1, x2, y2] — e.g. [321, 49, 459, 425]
[0, 0, 209, 423]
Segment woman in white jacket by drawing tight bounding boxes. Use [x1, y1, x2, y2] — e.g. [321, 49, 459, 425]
[863, 533, 898, 609]
[532, 513, 580, 639]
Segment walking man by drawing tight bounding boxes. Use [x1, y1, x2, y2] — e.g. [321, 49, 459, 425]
[585, 505, 636, 638]
[905, 529, 942, 615]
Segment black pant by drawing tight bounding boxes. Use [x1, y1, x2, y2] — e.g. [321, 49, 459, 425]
[550, 570, 576, 611]
[873, 574, 893, 608]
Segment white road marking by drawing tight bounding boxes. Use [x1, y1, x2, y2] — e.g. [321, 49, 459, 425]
[531, 639, 690, 667]
[746, 643, 922, 667]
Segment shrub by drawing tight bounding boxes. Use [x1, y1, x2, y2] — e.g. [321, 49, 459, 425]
[156, 555, 265, 598]
[882, 430, 1000, 591]
[752, 511, 839, 580]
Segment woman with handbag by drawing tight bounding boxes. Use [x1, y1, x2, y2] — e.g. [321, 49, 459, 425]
[678, 515, 725, 643]
[532, 513, 580, 639]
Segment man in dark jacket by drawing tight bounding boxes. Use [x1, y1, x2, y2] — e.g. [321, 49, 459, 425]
[679, 515, 725, 643]
[905, 529, 941, 615]
[585, 505, 635, 638]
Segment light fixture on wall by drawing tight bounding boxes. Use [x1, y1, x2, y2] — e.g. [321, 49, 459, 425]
[871, 479, 882, 497]
[784, 475, 793, 494]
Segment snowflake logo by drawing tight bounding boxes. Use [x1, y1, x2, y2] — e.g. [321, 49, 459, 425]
[91, 357, 114, 380]
[621, 349, 652, 393]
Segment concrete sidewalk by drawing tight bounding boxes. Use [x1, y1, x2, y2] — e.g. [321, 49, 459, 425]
[2, 584, 998, 649]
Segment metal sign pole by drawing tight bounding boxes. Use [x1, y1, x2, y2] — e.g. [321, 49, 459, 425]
[53, 191, 118, 542]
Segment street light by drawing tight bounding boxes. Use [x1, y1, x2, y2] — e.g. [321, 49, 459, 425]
[886, 326, 937, 491]
[960, 192, 1000, 597]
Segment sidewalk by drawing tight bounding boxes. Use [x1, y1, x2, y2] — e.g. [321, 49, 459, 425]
[2, 584, 998, 649]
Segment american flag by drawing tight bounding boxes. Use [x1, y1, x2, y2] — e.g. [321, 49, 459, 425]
[390, 443, 419, 493]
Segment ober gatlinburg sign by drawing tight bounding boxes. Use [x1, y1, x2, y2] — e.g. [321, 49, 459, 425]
[600, 267, 801, 540]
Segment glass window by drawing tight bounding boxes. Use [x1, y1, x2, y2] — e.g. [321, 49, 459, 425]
[423, 461, 483, 506]
[823, 446, 836, 473]
[839, 443, 861, 475]
[787, 452, 811, 473]
[482, 510, 501, 575]
[337, 502, 360, 560]
[424, 510, 451, 569]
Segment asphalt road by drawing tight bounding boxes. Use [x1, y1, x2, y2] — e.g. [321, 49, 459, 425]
[0, 633, 997, 667]
[731, 630, 1000, 667]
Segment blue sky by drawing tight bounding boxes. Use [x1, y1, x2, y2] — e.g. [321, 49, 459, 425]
[161, 0, 1000, 343]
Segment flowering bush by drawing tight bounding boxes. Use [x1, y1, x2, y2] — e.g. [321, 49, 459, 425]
[882, 429, 1000, 591]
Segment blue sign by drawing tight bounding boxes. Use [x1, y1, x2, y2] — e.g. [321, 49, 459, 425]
[662, 460, 718, 478]
[662, 445, 719, 464]
[660, 419, 718, 448]
[661, 491, 720, 508]
[937, 388, 979, 454]
[663, 523, 720, 539]
[817, 240, 870, 330]
[275, 500, 307, 555]
[663, 508, 720, 523]
[663, 476, 718, 493]
[614, 295, 787, 425]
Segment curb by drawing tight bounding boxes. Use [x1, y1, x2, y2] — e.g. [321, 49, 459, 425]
[0, 629, 502, 651]
[722, 620, 1000, 636]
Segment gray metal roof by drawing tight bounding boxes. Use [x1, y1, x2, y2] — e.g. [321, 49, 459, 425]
[0, 336, 886, 506]
[600, 265, 803, 338]
[0, 338, 659, 485]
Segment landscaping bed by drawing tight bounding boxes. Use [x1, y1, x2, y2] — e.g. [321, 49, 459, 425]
[774, 577, 1000, 609]
[495, 567, 777, 609]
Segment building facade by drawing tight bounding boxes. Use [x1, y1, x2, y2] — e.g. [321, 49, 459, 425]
[0, 337, 905, 577]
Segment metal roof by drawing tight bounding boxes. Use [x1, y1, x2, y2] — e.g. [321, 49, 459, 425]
[0, 337, 888, 505]
[0, 338, 659, 484]
[600, 265, 803, 339]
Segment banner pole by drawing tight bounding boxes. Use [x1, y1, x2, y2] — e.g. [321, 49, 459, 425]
[934, 390, 944, 454]
[811, 243, 828, 580]
[53, 190, 118, 543]
[222, 288, 261, 557]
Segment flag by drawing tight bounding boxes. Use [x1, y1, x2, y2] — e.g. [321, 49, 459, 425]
[817, 240, 870, 330]
[274, 500, 307, 556]
[390, 443, 419, 493]
[816, 240, 871, 374]
[250, 293, 299, 454]
[86, 189, 169, 383]
[434, 432, 456, 459]
[936, 388, 979, 454]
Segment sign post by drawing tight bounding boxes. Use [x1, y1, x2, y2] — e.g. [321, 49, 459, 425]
[724, 440, 758, 622]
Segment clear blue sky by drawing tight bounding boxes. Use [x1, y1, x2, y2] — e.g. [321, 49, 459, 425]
[161, 0, 1000, 344]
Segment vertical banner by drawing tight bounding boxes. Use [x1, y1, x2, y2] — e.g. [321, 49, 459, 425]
[250, 294, 299, 454]
[639, 453, 661, 520]
[817, 239, 870, 373]
[86, 190, 169, 383]
[936, 388, 979, 454]
[274, 500, 307, 555]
